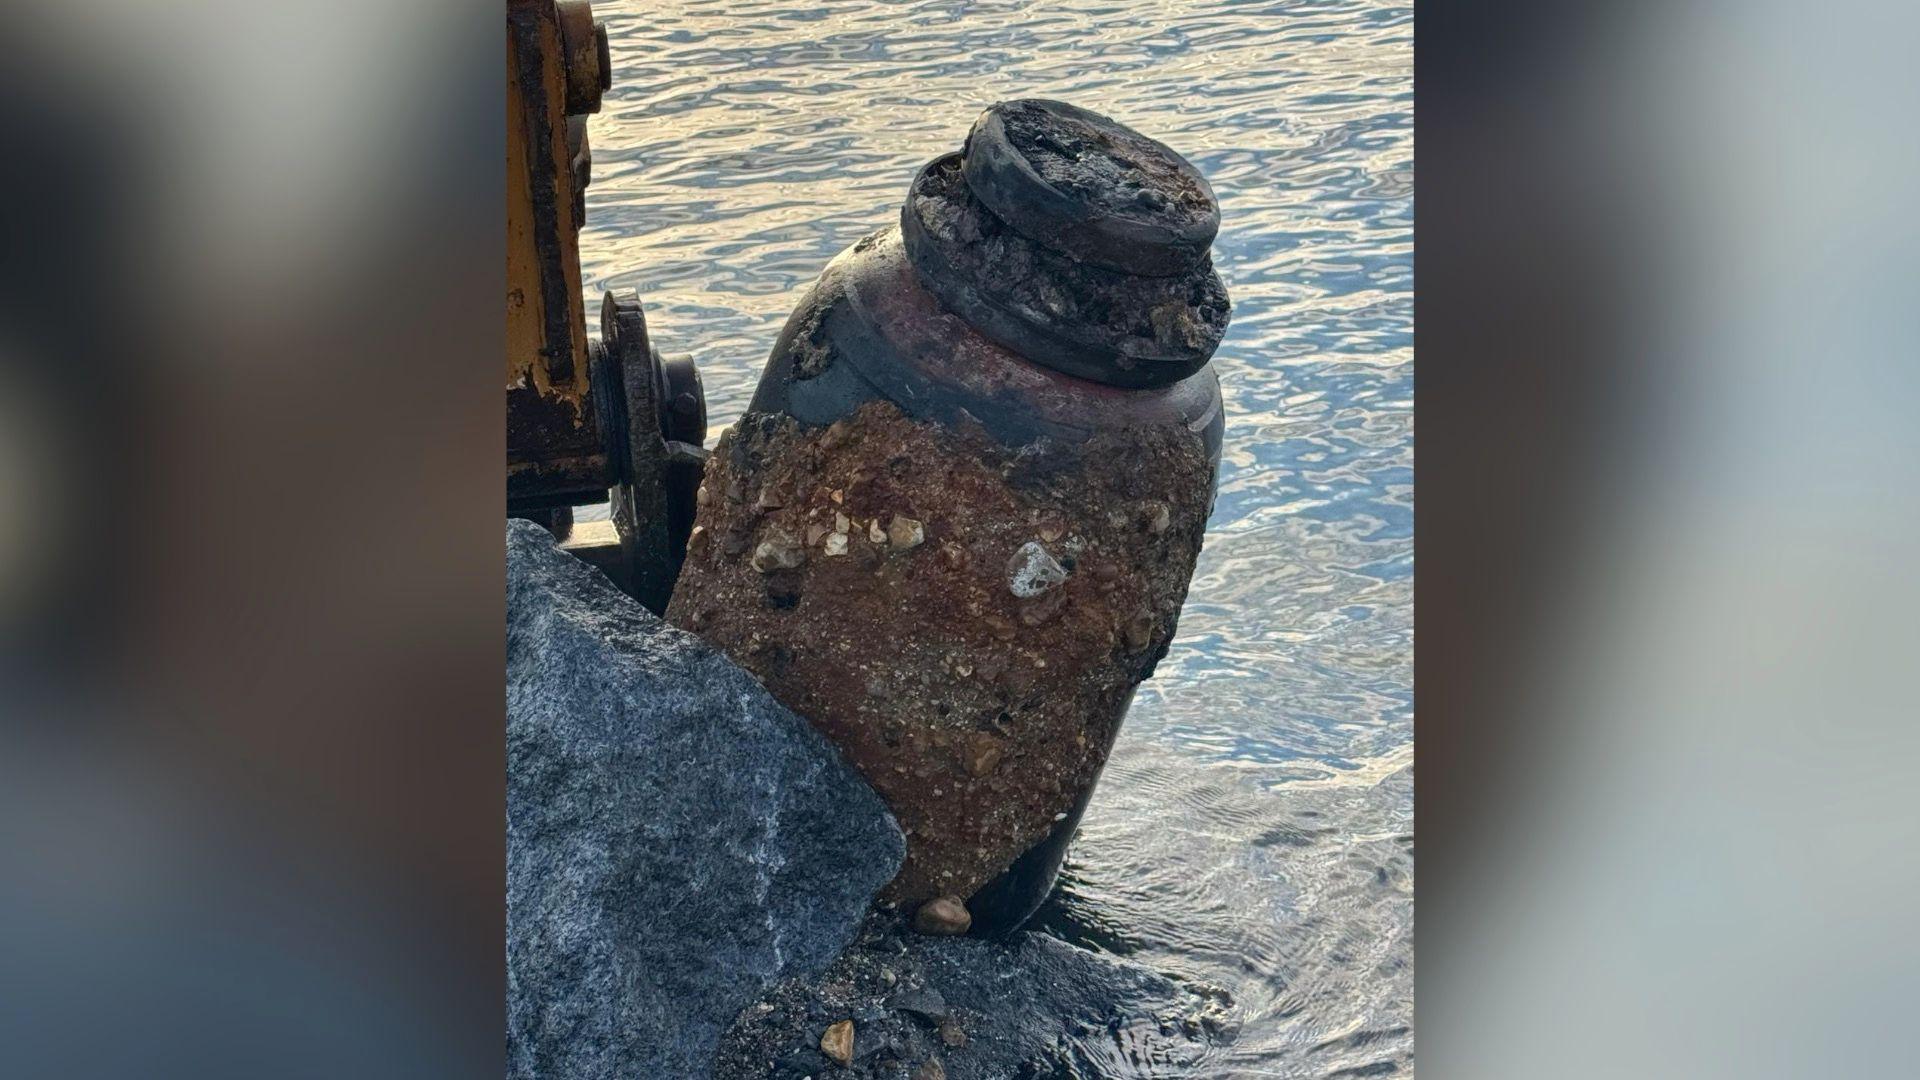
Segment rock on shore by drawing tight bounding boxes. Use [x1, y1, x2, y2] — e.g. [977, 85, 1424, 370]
[507, 520, 906, 1079]
[713, 911, 1236, 1079]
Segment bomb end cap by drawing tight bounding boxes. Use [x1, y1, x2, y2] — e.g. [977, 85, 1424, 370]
[902, 152, 1230, 390]
[962, 98, 1220, 277]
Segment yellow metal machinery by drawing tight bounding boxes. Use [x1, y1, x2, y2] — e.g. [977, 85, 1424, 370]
[506, 0, 706, 612]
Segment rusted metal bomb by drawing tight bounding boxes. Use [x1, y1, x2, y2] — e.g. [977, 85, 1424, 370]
[666, 99, 1228, 934]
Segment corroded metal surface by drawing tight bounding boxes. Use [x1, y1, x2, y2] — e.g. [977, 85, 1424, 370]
[596, 291, 706, 613]
[961, 99, 1220, 276]
[670, 99, 1229, 932]
[555, 1, 610, 117]
[902, 154, 1229, 388]
[506, 0, 708, 609]
[749, 228, 1225, 454]
[666, 402, 1213, 910]
[506, 0, 589, 401]
[507, 0, 599, 517]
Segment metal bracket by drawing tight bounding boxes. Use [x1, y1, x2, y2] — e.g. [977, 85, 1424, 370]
[591, 291, 708, 613]
[509, 0, 709, 613]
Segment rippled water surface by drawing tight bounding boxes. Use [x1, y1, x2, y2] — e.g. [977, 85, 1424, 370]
[582, 1, 1412, 1074]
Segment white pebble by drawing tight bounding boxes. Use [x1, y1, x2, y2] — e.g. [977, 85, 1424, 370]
[1007, 541, 1069, 598]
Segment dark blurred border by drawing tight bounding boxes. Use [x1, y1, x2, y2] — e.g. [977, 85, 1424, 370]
[1415, 0, 1630, 913]
[1, 3, 503, 1075]
[1420, 1, 1920, 1077]
[1417, 0, 1634, 1068]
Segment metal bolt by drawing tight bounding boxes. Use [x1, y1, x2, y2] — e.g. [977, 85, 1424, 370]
[556, 1, 605, 115]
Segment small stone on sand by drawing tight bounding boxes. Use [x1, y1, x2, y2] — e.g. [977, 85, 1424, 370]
[820, 1019, 855, 1065]
[913, 896, 972, 936]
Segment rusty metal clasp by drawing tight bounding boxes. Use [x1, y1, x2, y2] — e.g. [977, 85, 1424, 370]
[506, 0, 708, 612]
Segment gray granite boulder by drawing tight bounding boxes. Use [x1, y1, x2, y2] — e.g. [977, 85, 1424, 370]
[507, 520, 906, 1079]
[714, 911, 1237, 1079]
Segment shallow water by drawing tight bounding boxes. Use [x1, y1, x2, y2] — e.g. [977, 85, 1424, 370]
[580, 1, 1412, 1074]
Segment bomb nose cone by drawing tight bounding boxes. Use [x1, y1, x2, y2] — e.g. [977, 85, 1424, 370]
[901, 128, 1231, 389]
[961, 98, 1220, 277]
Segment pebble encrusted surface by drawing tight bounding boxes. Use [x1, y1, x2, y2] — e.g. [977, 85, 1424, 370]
[713, 911, 1235, 1080]
[507, 520, 906, 1079]
[666, 401, 1212, 904]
